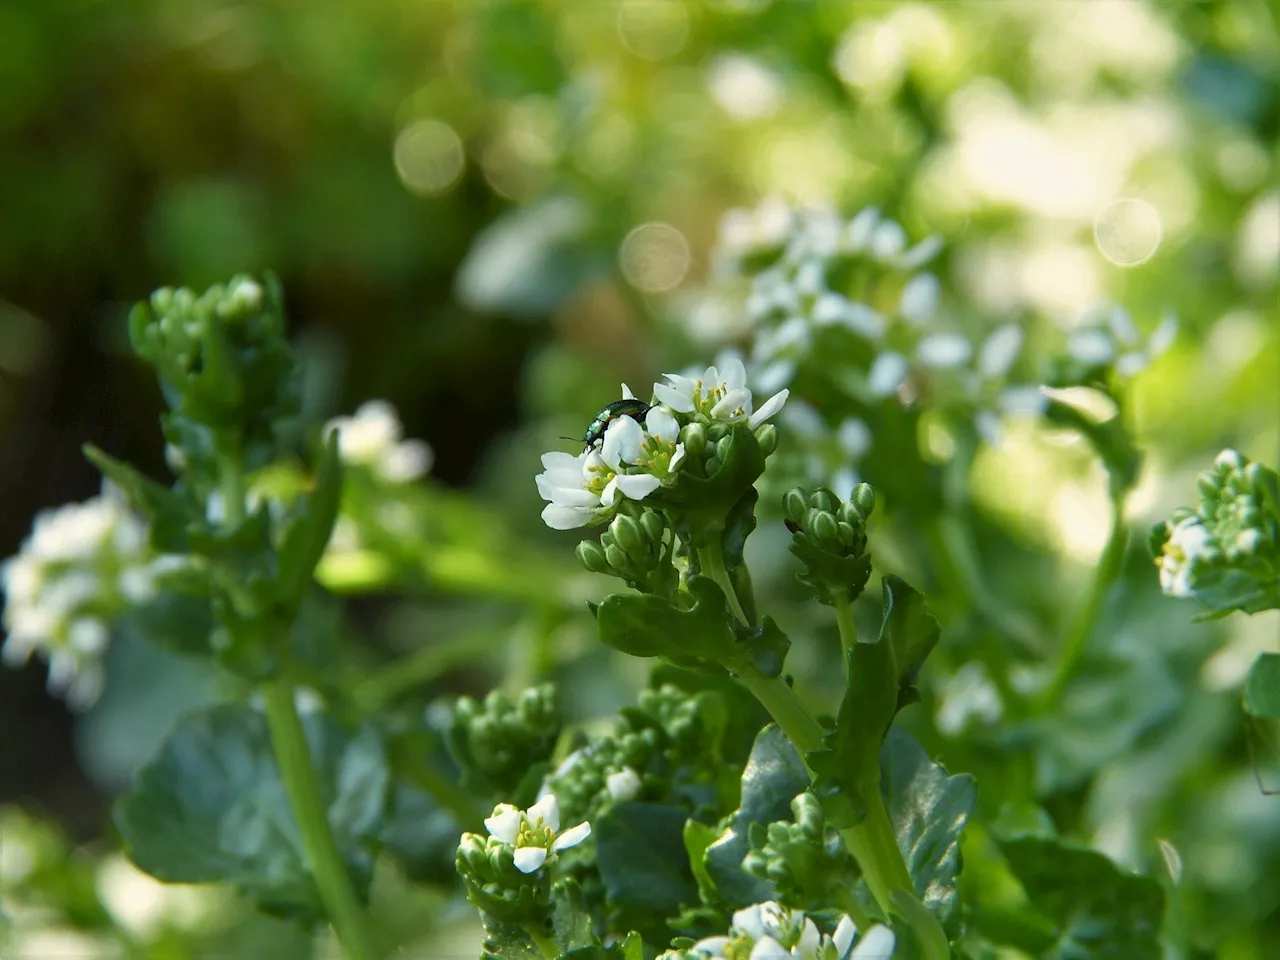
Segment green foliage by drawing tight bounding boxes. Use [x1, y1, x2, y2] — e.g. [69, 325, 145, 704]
[114, 703, 388, 924]
[595, 802, 700, 942]
[447, 685, 562, 802]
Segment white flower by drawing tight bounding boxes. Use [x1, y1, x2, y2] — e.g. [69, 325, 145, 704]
[811, 293, 886, 340]
[868, 351, 910, 397]
[1158, 516, 1212, 598]
[1067, 306, 1177, 378]
[691, 902, 890, 960]
[899, 273, 940, 326]
[605, 767, 642, 802]
[916, 333, 973, 369]
[536, 394, 685, 530]
[654, 357, 788, 430]
[977, 324, 1024, 380]
[323, 400, 433, 484]
[483, 794, 591, 874]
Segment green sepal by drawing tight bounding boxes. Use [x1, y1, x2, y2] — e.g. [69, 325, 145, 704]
[596, 576, 790, 677]
[1244, 652, 1280, 718]
[276, 431, 344, 610]
[662, 427, 766, 537]
[113, 703, 387, 924]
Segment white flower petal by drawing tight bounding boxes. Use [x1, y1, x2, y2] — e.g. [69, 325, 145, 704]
[845, 207, 880, 251]
[748, 936, 789, 960]
[974, 411, 1003, 447]
[720, 356, 748, 391]
[732, 904, 769, 941]
[998, 385, 1048, 416]
[711, 388, 750, 420]
[1067, 328, 1115, 365]
[693, 936, 732, 957]
[871, 221, 906, 260]
[839, 302, 887, 340]
[916, 333, 972, 369]
[868, 352, 909, 397]
[606, 768, 642, 802]
[612, 473, 662, 502]
[513, 847, 549, 874]
[535, 474, 598, 506]
[896, 234, 944, 270]
[528, 794, 561, 833]
[1106, 305, 1139, 345]
[621, 383, 636, 400]
[600, 476, 620, 507]
[669, 444, 687, 473]
[646, 407, 680, 443]
[837, 418, 872, 458]
[602, 416, 645, 469]
[833, 915, 857, 957]
[552, 821, 592, 851]
[1116, 351, 1149, 378]
[850, 925, 895, 959]
[541, 504, 597, 530]
[979, 324, 1024, 380]
[755, 359, 796, 396]
[485, 806, 522, 845]
[797, 918, 821, 956]
[654, 381, 696, 412]
[1149, 313, 1177, 356]
[748, 389, 789, 429]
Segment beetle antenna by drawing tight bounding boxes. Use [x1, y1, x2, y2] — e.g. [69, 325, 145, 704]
[558, 436, 579, 443]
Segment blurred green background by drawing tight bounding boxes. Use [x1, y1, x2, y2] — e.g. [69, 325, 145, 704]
[1, 0, 1277, 956]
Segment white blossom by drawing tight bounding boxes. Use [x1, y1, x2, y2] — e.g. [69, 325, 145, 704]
[868, 351, 910, 397]
[1158, 517, 1212, 598]
[654, 357, 788, 430]
[899, 273, 940, 326]
[483, 794, 591, 874]
[324, 400, 433, 484]
[1067, 305, 1177, 378]
[690, 901, 893, 960]
[605, 767, 642, 802]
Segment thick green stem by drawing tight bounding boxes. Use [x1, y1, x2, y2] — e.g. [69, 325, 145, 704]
[262, 680, 381, 960]
[734, 671, 948, 958]
[1038, 493, 1129, 709]
[832, 594, 858, 658]
[699, 539, 748, 624]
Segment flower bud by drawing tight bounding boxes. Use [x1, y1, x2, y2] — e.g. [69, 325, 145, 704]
[812, 511, 839, 545]
[640, 510, 666, 544]
[681, 423, 708, 458]
[783, 488, 808, 524]
[852, 482, 876, 519]
[837, 520, 857, 546]
[705, 456, 722, 476]
[605, 543, 631, 572]
[610, 514, 646, 559]
[707, 421, 729, 442]
[754, 423, 778, 456]
[809, 488, 838, 514]
[715, 435, 733, 464]
[576, 540, 610, 574]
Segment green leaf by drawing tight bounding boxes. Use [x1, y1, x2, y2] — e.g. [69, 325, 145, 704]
[595, 802, 700, 938]
[377, 781, 460, 886]
[665, 427, 767, 531]
[597, 576, 788, 676]
[479, 914, 543, 960]
[880, 576, 941, 708]
[790, 535, 872, 606]
[879, 728, 975, 934]
[83, 444, 193, 550]
[114, 703, 388, 923]
[276, 431, 344, 609]
[1244, 653, 1280, 718]
[120, 587, 215, 658]
[551, 878, 597, 954]
[998, 835, 1164, 960]
[705, 725, 809, 907]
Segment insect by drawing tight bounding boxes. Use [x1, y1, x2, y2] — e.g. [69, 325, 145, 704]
[563, 399, 652, 451]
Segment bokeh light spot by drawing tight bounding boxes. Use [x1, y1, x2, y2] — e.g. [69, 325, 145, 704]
[617, 0, 689, 61]
[619, 223, 691, 292]
[394, 119, 464, 196]
[1094, 198, 1162, 266]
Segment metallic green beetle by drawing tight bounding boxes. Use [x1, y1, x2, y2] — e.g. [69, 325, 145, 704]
[569, 398, 652, 451]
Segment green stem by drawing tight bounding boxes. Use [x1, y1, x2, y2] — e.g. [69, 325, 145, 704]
[1038, 492, 1129, 709]
[832, 594, 858, 658]
[219, 448, 246, 527]
[698, 539, 749, 624]
[353, 623, 511, 711]
[523, 925, 559, 959]
[833, 887, 876, 934]
[734, 671, 949, 958]
[262, 679, 381, 960]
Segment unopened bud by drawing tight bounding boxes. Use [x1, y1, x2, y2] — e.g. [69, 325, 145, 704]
[705, 456, 722, 476]
[837, 521, 857, 546]
[640, 510, 665, 544]
[611, 514, 645, 559]
[576, 540, 610, 574]
[812, 511, 839, 545]
[809, 488, 838, 514]
[783, 488, 808, 524]
[605, 543, 631, 572]
[754, 423, 778, 456]
[715, 435, 733, 464]
[852, 482, 876, 519]
[682, 423, 708, 458]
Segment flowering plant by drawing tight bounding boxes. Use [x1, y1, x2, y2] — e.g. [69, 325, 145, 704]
[2, 208, 1275, 959]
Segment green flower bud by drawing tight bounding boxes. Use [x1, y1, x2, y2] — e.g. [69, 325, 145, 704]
[610, 514, 646, 559]
[640, 510, 666, 544]
[707, 421, 729, 442]
[576, 539, 610, 574]
[836, 521, 856, 546]
[812, 511, 839, 545]
[715, 435, 733, 464]
[754, 423, 778, 456]
[809, 488, 838, 514]
[681, 423, 708, 457]
[605, 543, 632, 572]
[852, 482, 876, 519]
[783, 488, 808, 525]
[705, 456, 722, 476]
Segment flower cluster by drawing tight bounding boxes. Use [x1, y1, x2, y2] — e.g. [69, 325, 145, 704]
[536, 365, 787, 530]
[1152, 449, 1279, 614]
[480, 795, 591, 874]
[1064, 304, 1177, 380]
[661, 901, 894, 960]
[323, 399, 433, 483]
[0, 485, 179, 709]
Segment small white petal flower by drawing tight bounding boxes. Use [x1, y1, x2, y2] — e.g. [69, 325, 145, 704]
[870, 221, 906, 260]
[755, 359, 797, 396]
[324, 400, 433, 484]
[844, 207, 880, 252]
[850, 925, 895, 959]
[601, 416, 646, 471]
[750, 937, 790, 960]
[646, 407, 680, 443]
[693, 936, 732, 957]
[748, 389, 789, 429]
[484, 805, 522, 845]
[895, 234, 944, 271]
[551, 821, 592, 851]
[733, 903, 770, 941]
[1067, 328, 1116, 365]
[833, 916, 857, 957]
[513, 847, 548, 874]
[868, 352, 909, 397]
[527, 794, 560, 833]
[606, 768, 642, 802]
[654, 380, 697, 412]
[482, 795, 590, 874]
[1116, 351, 1149, 377]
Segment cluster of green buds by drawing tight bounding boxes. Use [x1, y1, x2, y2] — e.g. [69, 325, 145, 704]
[783, 484, 877, 606]
[1152, 449, 1280, 615]
[576, 502, 678, 596]
[455, 794, 591, 925]
[742, 793, 857, 913]
[680, 417, 779, 483]
[446, 685, 562, 798]
[658, 901, 893, 960]
[543, 684, 728, 827]
[129, 275, 301, 480]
